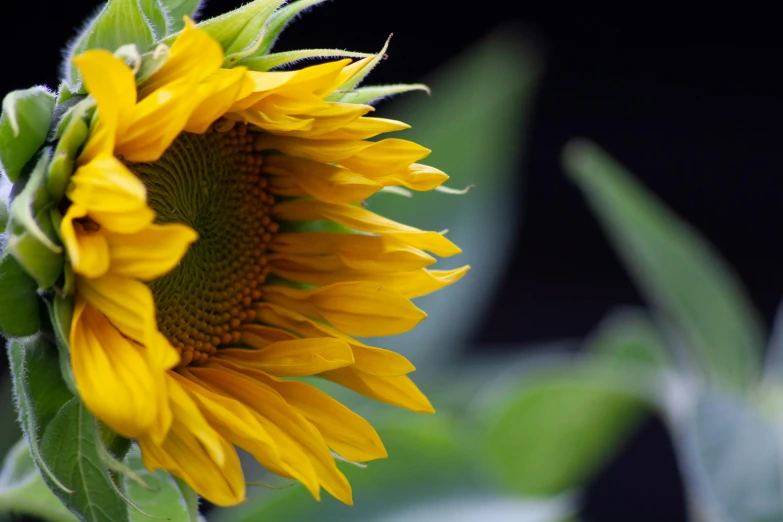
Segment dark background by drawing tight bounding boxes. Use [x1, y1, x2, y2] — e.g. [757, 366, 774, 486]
[4, 1, 783, 521]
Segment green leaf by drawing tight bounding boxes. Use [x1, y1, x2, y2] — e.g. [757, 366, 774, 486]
[8, 335, 75, 498]
[0, 87, 55, 182]
[676, 391, 783, 522]
[215, 413, 480, 521]
[41, 398, 130, 521]
[122, 445, 197, 521]
[64, 0, 157, 88]
[257, 0, 328, 56]
[363, 30, 542, 369]
[160, 0, 204, 32]
[483, 369, 647, 497]
[0, 439, 77, 521]
[0, 252, 40, 337]
[564, 140, 765, 393]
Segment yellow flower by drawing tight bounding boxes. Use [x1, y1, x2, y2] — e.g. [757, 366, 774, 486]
[60, 20, 468, 506]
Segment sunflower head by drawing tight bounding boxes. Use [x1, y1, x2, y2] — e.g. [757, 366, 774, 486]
[0, 0, 469, 513]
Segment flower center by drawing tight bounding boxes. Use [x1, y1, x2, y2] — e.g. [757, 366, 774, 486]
[125, 124, 277, 367]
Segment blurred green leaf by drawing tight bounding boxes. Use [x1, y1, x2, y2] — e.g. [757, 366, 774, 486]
[364, 28, 542, 369]
[123, 445, 195, 521]
[482, 368, 647, 497]
[215, 412, 481, 521]
[676, 391, 783, 522]
[586, 307, 670, 374]
[763, 302, 783, 381]
[564, 140, 765, 393]
[373, 495, 574, 522]
[0, 439, 76, 521]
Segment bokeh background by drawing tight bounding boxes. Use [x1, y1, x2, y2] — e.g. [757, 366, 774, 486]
[2, 2, 782, 521]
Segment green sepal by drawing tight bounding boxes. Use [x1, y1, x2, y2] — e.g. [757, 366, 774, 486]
[326, 37, 390, 102]
[257, 0, 329, 56]
[222, 0, 287, 67]
[136, 45, 171, 84]
[160, 0, 204, 32]
[64, 0, 157, 89]
[47, 294, 78, 396]
[0, 251, 40, 337]
[6, 210, 64, 289]
[48, 100, 93, 201]
[338, 83, 431, 105]
[138, 0, 171, 40]
[241, 49, 374, 72]
[0, 187, 8, 231]
[0, 87, 55, 183]
[8, 335, 75, 497]
[159, 0, 283, 65]
[8, 149, 65, 289]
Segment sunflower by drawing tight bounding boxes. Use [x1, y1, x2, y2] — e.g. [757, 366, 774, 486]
[52, 19, 468, 506]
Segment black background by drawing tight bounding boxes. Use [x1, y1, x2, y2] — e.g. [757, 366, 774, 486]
[4, 1, 783, 520]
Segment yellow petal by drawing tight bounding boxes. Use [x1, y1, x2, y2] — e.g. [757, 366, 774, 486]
[270, 232, 436, 272]
[263, 155, 381, 204]
[321, 367, 435, 414]
[185, 68, 255, 134]
[70, 299, 171, 440]
[216, 338, 354, 376]
[139, 376, 245, 506]
[73, 50, 137, 163]
[263, 282, 426, 337]
[76, 274, 157, 346]
[117, 81, 204, 163]
[254, 134, 372, 162]
[274, 266, 471, 298]
[139, 19, 224, 98]
[106, 223, 198, 281]
[68, 156, 147, 213]
[312, 117, 410, 141]
[255, 373, 387, 462]
[61, 204, 110, 278]
[271, 199, 461, 257]
[89, 206, 156, 234]
[239, 324, 298, 348]
[172, 372, 286, 477]
[193, 364, 352, 504]
[379, 163, 450, 191]
[254, 302, 416, 376]
[184, 367, 322, 499]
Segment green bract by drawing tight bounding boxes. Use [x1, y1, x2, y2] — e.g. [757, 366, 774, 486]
[0, 87, 55, 183]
